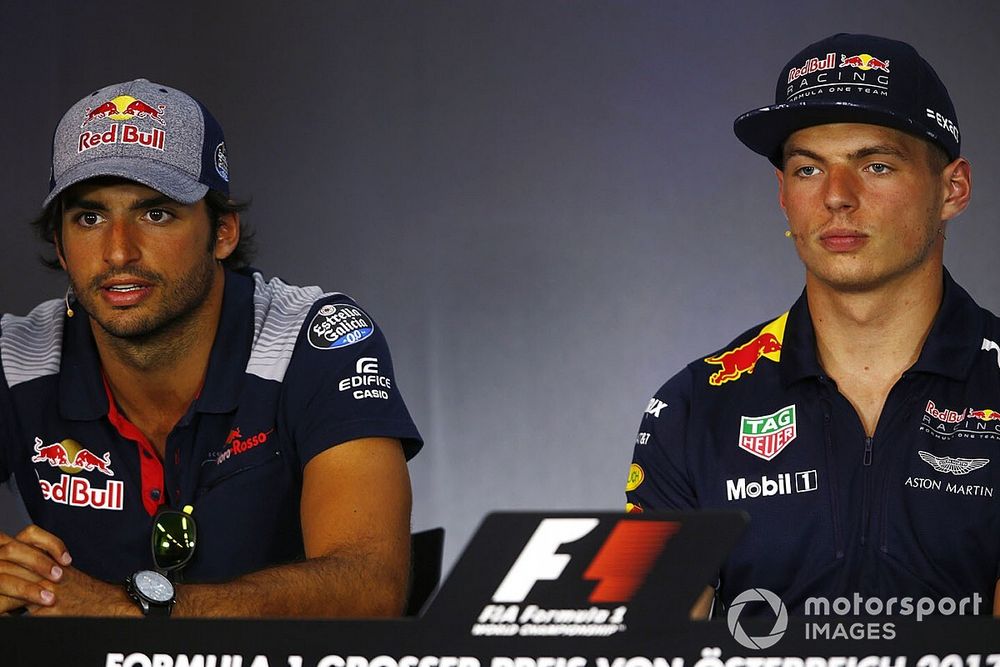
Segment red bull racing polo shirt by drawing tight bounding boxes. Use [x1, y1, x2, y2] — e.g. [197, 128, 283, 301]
[627, 269, 999, 613]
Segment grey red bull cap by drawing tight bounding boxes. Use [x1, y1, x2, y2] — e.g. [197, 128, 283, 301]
[44, 78, 230, 208]
[734, 33, 960, 167]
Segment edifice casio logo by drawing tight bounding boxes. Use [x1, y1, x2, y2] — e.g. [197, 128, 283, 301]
[474, 518, 677, 637]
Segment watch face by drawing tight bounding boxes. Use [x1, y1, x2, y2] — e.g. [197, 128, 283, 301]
[135, 570, 174, 603]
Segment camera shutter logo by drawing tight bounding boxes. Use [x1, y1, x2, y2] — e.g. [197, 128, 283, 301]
[727, 588, 788, 649]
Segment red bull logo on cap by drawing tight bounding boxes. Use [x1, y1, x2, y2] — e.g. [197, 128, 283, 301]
[705, 312, 788, 386]
[81, 95, 165, 127]
[968, 408, 1000, 422]
[839, 53, 890, 73]
[31, 437, 123, 510]
[78, 95, 167, 155]
[787, 52, 836, 84]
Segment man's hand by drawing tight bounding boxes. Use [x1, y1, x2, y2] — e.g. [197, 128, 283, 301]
[0, 525, 71, 613]
[27, 565, 137, 617]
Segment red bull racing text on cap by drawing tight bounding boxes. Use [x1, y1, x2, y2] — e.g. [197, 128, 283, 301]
[733, 33, 960, 167]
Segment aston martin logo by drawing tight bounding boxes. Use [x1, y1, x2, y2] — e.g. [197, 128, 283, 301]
[918, 451, 989, 475]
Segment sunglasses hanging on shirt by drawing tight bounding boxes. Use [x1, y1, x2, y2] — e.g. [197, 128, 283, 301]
[152, 504, 198, 577]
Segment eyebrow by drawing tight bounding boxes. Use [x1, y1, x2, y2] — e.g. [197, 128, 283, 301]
[63, 194, 178, 211]
[784, 144, 911, 163]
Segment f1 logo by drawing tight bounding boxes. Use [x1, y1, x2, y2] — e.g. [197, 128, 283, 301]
[491, 518, 678, 604]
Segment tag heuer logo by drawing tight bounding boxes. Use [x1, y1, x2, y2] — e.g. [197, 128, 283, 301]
[740, 405, 796, 461]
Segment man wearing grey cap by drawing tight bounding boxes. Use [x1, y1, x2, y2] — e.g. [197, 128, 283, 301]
[627, 34, 999, 616]
[0, 79, 423, 616]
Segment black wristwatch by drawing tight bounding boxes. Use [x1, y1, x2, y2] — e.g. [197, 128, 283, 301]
[125, 569, 175, 617]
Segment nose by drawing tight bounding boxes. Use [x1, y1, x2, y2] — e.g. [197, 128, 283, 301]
[823, 165, 859, 213]
[103, 219, 141, 267]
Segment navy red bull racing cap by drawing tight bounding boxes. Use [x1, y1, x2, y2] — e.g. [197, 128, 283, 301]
[734, 33, 960, 167]
[44, 78, 230, 208]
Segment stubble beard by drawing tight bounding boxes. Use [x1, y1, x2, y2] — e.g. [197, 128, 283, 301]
[804, 210, 943, 295]
[70, 255, 219, 366]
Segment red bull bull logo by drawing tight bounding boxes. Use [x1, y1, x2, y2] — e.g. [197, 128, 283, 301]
[78, 94, 167, 155]
[32, 437, 123, 510]
[81, 95, 166, 127]
[31, 437, 115, 476]
[968, 408, 1000, 422]
[706, 333, 782, 386]
[839, 53, 890, 73]
[705, 313, 787, 386]
[31, 439, 70, 467]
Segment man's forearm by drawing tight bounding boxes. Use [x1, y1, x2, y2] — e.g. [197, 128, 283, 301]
[173, 549, 409, 618]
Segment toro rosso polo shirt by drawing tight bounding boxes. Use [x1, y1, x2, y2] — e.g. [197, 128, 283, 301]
[0, 268, 422, 583]
[627, 269, 1000, 613]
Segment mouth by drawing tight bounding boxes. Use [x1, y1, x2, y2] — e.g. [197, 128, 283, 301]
[98, 279, 155, 307]
[818, 228, 868, 252]
[104, 284, 147, 292]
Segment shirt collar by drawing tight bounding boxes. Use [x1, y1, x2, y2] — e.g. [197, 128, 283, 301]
[190, 268, 254, 414]
[778, 268, 982, 387]
[58, 268, 255, 420]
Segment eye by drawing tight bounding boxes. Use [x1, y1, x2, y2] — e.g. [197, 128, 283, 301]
[794, 165, 820, 177]
[75, 211, 103, 227]
[144, 209, 174, 223]
[866, 162, 892, 174]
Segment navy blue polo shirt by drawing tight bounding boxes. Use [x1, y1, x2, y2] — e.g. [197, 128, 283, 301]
[627, 270, 1000, 613]
[0, 269, 422, 583]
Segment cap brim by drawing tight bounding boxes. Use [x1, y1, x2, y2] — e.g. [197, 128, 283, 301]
[43, 157, 209, 208]
[734, 102, 949, 168]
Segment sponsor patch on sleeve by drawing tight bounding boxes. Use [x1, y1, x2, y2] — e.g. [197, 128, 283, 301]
[625, 463, 645, 492]
[308, 303, 375, 350]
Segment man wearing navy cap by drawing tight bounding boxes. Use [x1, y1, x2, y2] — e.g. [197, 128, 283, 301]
[627, 34, 999, 615]
[0, 79, 422, 616]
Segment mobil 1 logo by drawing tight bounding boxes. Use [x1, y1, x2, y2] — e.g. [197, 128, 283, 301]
[309, 303, 375, 350]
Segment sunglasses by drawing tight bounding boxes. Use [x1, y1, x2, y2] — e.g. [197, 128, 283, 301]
[152, 505, 197, 578]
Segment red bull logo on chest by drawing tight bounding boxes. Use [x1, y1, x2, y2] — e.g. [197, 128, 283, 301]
[705, 312, 787, 386]
[31, 437, 124, 510]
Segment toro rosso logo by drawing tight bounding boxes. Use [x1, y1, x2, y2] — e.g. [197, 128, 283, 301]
[82, 95, 165, 127]
[216, 427, 274, 464]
